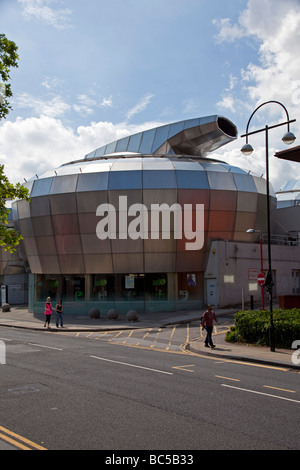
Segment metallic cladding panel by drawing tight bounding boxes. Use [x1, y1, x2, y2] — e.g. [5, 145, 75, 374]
[31, 178, 53, 197]
[143, 188, 177, 206]
[18, 218, 34, 237]
[237, 192, 258, 212]
[108, 190, 143, 207]
[176, 252, 206, 272]
[128, 133, 142, 152]
[58, 254, 85, 273]
[144, 253, 175, 273]
[116, 136, 130, 152]
[234, 211, 257, 238]
[54, 235, 82, 254]
[80, 234, 111, 253]
[32, 216, 54, 237]
[76, 191, 108, 213]
[144, 237, 176, 253]
[52, 214, 79, 235]
[108, 171, 143, 190]
[233, 173, 257, 192]
[112, 253, 144, 273]
[15, 150, 276, 275]
[207, 171, 236, 191]
[77, 173, 109, 192]
[23, 237, 38, 256]
[143, 170, 177, 189]
[16, 199, 31, 219]
[78, 213, 99, 234]
[111, 159, 143, 171]
[82, 115, 237, 159]
[208, 210, 236, 232]
[27, 256, 42, 273]
[50, 175, 78, 194]
[176, 170, 209, 189]
[35, 236, 57, 255]
[83, 254, 113, 273]
[50, 194, 77, 214]
[139, 128, 156, 154]
[30, 196, 51, 217]
[151, 125, 170, 153]
[253, 175, 267, 196]
[209, 190, 237, 211]
[39, 255, 61, 274]
[111, 238, 143, 253]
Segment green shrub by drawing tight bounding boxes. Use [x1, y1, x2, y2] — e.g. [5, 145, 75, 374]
[225, 326, 241, 343]
[226, 309, 300, 348]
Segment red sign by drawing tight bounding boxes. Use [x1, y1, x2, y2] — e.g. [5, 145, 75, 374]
[257, 272, 265, 286]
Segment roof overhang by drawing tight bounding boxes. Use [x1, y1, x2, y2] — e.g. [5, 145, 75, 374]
[274, 145, 300, 163]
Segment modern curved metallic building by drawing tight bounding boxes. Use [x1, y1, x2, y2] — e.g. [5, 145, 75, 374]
[12, 116, 276, 314]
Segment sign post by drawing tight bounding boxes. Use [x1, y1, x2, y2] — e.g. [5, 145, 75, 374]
[257, 273, 265, 310]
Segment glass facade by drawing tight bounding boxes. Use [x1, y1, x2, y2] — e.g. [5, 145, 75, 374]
[33, 272, 203, 314]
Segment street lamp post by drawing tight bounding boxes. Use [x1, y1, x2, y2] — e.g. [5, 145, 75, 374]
[241, 101, 296, 352]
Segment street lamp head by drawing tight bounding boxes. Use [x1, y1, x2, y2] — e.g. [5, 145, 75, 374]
[246, 229, 255, 233]
[241, 143, 254, 156]
[282, 131, 296, 145]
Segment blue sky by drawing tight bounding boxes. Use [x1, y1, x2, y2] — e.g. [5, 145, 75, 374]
[1, 0, 300, 190]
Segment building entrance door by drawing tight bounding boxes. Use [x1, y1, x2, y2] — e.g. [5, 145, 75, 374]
[205, 279, 217, 307]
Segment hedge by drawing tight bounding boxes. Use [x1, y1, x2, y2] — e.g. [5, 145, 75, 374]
[225, 309, 300, 349]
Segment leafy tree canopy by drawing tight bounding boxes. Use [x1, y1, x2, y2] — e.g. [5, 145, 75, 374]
[0, 33, 19, 120]
[0, 34, 30, 252]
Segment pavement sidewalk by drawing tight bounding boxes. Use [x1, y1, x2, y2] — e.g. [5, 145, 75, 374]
[0, 305, 299, 370]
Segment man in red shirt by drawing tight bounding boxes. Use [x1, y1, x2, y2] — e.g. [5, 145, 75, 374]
[202, 305, 219, 348]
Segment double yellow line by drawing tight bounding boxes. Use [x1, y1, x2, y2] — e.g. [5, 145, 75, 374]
[0, 425, 47, 450]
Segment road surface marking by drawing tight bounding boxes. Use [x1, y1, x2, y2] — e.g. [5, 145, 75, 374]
[173, 364, 195, 373]
[215, 375, 240, 382]
[122, 330, 134, 344]
[90, 355, 173, 375]
[27, 343, 63, 351]
[166, 326, 177, 351]
[263, 385, 296, 394]
[0, 425, 47, 450]
[221, 384, 300, 404]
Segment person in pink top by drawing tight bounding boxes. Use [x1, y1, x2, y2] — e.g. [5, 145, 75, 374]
[44, 297, 53, 329]
[202, 305, 219, 348]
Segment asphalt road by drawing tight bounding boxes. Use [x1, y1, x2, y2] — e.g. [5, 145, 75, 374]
[0, 323, 299, 451]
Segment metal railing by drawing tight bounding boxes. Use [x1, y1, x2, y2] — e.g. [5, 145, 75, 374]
[261, 233, 300, 246]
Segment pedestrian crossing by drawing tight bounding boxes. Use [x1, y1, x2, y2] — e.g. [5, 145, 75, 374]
[57, 322, 230, 354]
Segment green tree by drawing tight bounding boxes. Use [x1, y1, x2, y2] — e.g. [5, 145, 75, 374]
[0, 33, 19, 119]
[0, 34, 30, 252]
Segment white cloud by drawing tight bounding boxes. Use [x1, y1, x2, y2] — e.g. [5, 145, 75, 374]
[214, 0, 300, 191]
[126, 94, 154, 121]
[216, 95, 236, 113]
[18, 0, 72, 30]
[0, 116, 164, 185]
[213, 18, 246, 43]
[214, 0, 300, 111]
[100, 96, 113, 108]
[73, 94, 97, 116]
[14, 92, 71, 118]
[42, 77, 64, 90]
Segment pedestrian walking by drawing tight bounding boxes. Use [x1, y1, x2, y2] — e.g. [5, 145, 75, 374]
[44, 297, 53, 328]
[202, 305, 219, 348]
[55, 299, 64, 328]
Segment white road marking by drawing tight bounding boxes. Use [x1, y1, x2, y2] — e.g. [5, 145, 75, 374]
[90, 355, 173, 375]
[27, 343, 63, 351]
[221, 384, 300, 404]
